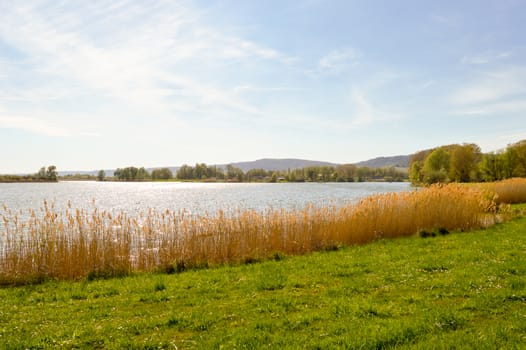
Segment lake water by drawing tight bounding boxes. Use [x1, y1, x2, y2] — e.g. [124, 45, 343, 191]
[0, 181, 412, 218]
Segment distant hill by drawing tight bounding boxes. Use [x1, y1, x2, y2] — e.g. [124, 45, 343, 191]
[353, 155, 411, 169]
[222, 158, 339, 172]
[58, 155, 411, 177]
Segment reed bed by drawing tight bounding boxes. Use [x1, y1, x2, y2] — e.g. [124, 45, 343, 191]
[1, 180, 523, 285]
[478, 178, 526, 204]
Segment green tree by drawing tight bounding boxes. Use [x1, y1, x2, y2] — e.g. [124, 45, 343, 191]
[135, 167, 150, 181]
[226, 165, 244, 182]
[502, 147, 518, 178]
[46, 165, 58, 181]
[422, 148, 450, 184]
[36, 165, 57, 181]
[97, 170, 106, 182]
[336, 164, 357, 182]
[37, 166, 47, 179]
[304, 167, 317, 182]
[246, 168, 270, 182]
[513, 140, 526, 176]
[448, 144, 481, 182]
[480, 153, 503, 182]
[151, 168, 173, 180]
[114, 166, 149, 181]
[193, 163, 206, 180]
[177, 164, 194, 180]
[409, 149, 434, 184]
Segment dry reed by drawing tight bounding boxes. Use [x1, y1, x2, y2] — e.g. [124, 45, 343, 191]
[478, 178, 526, 204]
[1, 180, 524, 285]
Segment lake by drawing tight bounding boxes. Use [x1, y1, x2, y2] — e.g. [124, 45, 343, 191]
[0, 181, 412, 218]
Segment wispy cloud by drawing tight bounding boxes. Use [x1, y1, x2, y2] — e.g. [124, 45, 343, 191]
[451, 66, 526, 106]
[0, 1, 289, 121]
[346, 88, 402, 128]
[0, 115, 71, 137]
[348, 89, 374, 126]
[430, 13, 462, 28]
[319, 47, 361, 69]
[460, 51, 512, 65]
[233, 85, 309, 93]
[454, 100, 526, 116]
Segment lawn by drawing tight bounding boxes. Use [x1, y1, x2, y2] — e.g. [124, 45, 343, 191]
[0, 210, 525, 349]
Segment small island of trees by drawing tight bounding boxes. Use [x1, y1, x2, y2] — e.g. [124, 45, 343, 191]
[0, 165, 58, 183]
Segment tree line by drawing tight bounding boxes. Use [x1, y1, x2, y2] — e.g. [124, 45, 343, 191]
[0, 165, 57, 183]
[409, 140, 526, 185]
[108, 164, 408, 182]
[110, 167, 175, 181]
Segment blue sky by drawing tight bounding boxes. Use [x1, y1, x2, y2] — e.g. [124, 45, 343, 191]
[1, 0, 525, 173]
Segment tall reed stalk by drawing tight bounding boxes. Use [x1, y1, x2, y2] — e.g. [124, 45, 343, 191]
[1, 180, 525, 285]
[478, 178, 526, 204]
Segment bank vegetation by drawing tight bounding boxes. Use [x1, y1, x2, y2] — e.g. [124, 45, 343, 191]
[2, 178, 526, 285]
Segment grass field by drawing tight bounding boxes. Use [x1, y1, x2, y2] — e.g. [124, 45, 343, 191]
[1, 206, 525, 349]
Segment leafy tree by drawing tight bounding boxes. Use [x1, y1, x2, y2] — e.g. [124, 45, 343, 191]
[449, 144, 480, 182]
[408, 149, 435, 184]
[35, 165, 57, 181]
[448, 144, 481, 182]
[46, 165, 57, 181]
[194, 163, 208, 180]
[97, 170, 106, 182]
[513, 140, 526, 176]
[135, 167, 150, 181]
[409, 160, 423, 184]
[226, 164, 244, 182]
[335, 164, 357, 182]
[37, 167, 47, 179]
[422, 148, 450, 183]
[304, 167, 317, 182]
[285, 168, 305, 182]
[114, 166, 149, 181]
[480, 153, 504, 182]
[502, 147, 518, 178]
[151, 168, 173, 180]
[176, 164, 193, 180]
[246, 168, 270, 182]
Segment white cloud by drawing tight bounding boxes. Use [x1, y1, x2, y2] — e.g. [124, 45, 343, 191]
[454, 100, 526, 116]
[319, 48, 361, 69]
[460, 51, 512, 65]
[430, 13, 461, 27]
[345, 88, 402, 129]
[451, 66, 526, 106]
[163, 74, 263, 116]
[0, 115, 71, 137]
[233, 85, 308, 93]
[0, 0, 289, 120]
[349, 89, 374, 126]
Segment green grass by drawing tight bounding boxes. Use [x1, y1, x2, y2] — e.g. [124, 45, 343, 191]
[1, 214, 525, 349]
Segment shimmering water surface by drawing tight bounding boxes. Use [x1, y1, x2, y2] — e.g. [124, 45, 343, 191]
[1, 181, 412, 217]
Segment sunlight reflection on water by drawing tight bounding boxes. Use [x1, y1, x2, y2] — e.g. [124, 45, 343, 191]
[0, 181, 412, 219]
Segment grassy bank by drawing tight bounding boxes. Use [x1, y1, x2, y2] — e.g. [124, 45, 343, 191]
[2, 179, 526, 284]
[1, 212, 525, 348]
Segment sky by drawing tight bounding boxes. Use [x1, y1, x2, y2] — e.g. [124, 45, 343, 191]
[1, 0, 526, 173]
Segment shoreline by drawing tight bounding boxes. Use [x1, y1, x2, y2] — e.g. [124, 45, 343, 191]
[2, 179, 525, 285]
